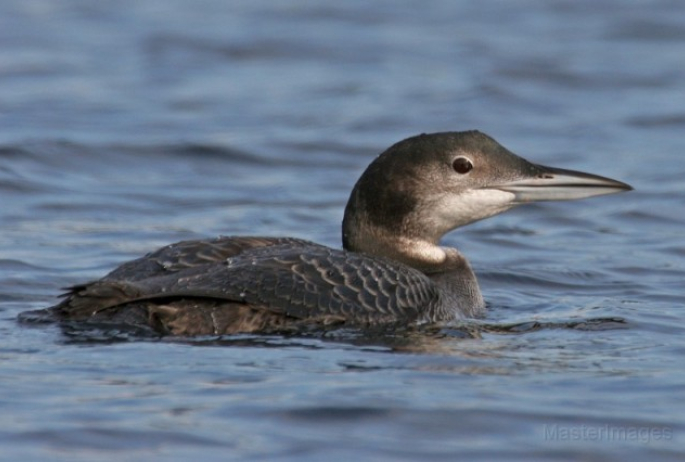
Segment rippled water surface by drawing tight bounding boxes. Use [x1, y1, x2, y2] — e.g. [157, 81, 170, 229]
[1, 1, 684, 461]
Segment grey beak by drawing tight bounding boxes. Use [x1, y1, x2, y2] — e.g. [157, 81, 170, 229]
[494, 165, 633, 203]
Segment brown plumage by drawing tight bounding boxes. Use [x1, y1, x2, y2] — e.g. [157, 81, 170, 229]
[47, 237, 443, 335]
[22, 131, 631, 336]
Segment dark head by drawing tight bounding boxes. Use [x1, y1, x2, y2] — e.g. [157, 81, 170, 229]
[342, 131, 631, 265]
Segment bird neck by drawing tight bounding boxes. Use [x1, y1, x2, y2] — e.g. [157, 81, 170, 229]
[343, 209, 486, 318]
[342, 186, 465, 273]
[343, 218, 460, 274]
[344, 228, 485, 317]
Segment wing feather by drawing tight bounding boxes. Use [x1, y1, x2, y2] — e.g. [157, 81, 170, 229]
[58, 244, 440, 326]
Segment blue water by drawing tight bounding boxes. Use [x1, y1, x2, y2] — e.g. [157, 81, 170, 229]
[2, 1, 684, 460]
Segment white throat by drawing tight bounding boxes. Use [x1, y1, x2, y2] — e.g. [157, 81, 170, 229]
[420, 188, 517, 237]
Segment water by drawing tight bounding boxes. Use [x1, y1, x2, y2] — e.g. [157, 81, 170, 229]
[1, 1, 684, 460]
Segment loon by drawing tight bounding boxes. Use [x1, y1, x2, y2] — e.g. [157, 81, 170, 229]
[29, 131, 631, 336]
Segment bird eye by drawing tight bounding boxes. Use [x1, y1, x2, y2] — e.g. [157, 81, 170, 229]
[452, 157, 473, 174]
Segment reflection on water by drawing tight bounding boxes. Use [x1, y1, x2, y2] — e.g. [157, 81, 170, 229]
[20, 310, 628, 361]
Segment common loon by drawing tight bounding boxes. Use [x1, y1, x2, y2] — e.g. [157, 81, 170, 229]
[28, 131, 631, 335]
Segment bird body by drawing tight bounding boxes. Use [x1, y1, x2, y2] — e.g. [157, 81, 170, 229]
[24, 131, 631, 335]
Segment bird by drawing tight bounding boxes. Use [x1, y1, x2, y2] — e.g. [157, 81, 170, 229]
[25, 130, 632, 336]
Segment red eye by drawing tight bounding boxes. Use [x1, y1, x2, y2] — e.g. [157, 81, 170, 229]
[452, 157, 473, 174]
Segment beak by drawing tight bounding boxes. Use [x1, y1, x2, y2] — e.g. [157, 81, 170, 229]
[494, 165, 633, 203]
